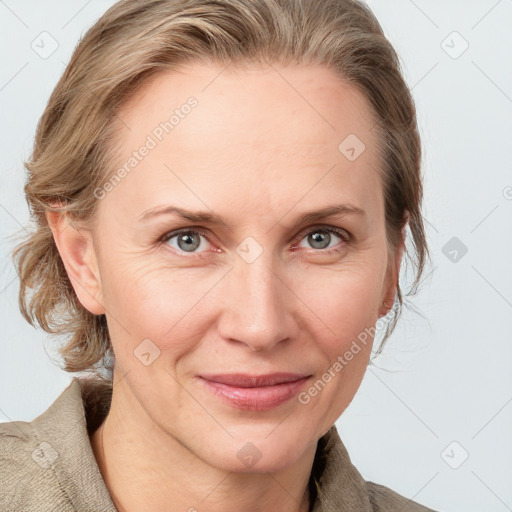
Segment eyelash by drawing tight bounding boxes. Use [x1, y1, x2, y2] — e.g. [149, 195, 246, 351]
[159, 225, 350, 258]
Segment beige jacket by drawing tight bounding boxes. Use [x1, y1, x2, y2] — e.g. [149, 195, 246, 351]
[0, 378, 438, 511]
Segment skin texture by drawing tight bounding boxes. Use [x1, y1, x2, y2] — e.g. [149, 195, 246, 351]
[47, 62, 404, 512]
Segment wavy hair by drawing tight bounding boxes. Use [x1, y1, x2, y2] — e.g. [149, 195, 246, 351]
[13, 0, 430, 381]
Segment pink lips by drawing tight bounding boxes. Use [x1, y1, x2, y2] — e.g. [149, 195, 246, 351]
[199, 373, 310, 411]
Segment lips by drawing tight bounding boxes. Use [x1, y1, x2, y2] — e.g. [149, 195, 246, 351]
[199, 373, 311, 411]
[200, 373, 308, 387]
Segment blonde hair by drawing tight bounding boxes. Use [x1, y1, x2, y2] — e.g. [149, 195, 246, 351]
[13, 0, 430, 380]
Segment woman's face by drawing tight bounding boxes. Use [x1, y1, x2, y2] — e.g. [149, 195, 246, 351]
[81, 62, 401, 472]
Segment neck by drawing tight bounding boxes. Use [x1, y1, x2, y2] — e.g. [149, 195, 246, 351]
[90, 381, 315, 512]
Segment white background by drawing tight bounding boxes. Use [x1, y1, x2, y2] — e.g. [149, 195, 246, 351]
[1, 1, 511, 511]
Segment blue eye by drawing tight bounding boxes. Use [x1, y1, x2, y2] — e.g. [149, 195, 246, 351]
[297, 227, 348, 252]
[163, 229, 210, 253]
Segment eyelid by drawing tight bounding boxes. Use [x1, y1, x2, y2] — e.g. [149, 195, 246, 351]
[294, 224, 350, 243]
[290, 224, 350, 255]
[161, 226, 211, 242]
[159, 226, 217, 258]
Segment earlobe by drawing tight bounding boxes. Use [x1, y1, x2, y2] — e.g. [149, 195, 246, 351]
[45, 211, 105, 315]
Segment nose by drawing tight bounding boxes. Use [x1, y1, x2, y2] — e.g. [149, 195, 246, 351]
[217, 255, 295, 352]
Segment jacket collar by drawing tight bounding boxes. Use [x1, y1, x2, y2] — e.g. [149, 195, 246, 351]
[31, 377, 372, 512]
[31, 378, 117, 511]
[309, 424, 372, 511]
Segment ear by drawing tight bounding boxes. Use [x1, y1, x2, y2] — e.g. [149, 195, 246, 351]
[45, 211, 105, 315]
[379, 221, 406, 317]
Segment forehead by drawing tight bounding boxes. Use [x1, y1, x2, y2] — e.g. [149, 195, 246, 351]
[104, 61, 383, 222]
[116, 61, 379, 148]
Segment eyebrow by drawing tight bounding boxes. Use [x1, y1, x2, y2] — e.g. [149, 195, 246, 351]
[137, 203, 366, 227]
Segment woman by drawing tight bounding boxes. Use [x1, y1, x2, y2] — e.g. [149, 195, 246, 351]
[1, 0, 436, 510]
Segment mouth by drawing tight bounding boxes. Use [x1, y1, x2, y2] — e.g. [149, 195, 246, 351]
[199, 373, 311, 411]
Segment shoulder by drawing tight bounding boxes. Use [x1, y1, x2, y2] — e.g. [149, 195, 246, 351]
[366, 481, 439, 511]
[1, 379, 115, 512]
[0, 419, 43, 489]
[0, 417, 75, 511]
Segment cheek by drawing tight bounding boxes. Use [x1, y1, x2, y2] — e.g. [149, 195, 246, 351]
[295, 266, 383, 416]
[294, 267, 381, 431]
[100, 257, 217, 355]
[293, 261, 385, 344]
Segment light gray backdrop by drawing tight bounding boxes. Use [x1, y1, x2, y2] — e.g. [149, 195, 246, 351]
[1, 1, 511, 511]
